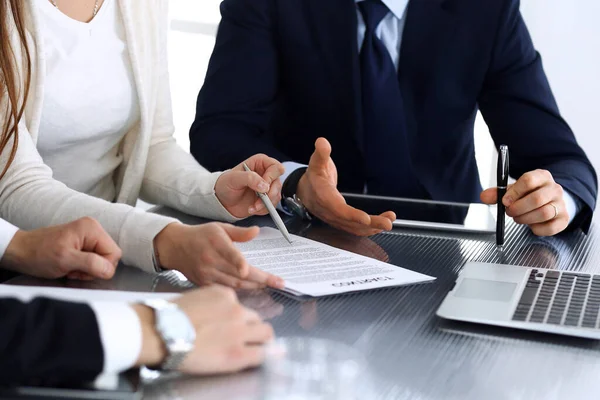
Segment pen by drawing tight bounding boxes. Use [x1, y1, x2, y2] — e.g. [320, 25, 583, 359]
[243, 163, 293, 244]
[497, 145, 509, 249]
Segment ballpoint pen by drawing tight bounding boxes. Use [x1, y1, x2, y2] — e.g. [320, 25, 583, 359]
[243, 163, 293, 244]
[497, 145, 509, 249]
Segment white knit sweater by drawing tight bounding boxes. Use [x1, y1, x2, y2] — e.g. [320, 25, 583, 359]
[0, 0, 239, 273]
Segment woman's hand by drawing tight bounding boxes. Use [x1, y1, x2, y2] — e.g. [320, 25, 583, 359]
[1, 217, 121, 280]
[133, 285, 275, 374]
[153, 222, 284, 290]
[215, 154, 285, 218]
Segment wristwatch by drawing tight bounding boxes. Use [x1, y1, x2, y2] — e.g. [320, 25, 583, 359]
[142, 299, 196, 371]
[282, 167, 312, 220]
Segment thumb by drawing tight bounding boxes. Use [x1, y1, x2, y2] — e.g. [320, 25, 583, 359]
[67, 251, 116, 280]
[309, 137, 332, 170]
[221, 224, 260, 243]
[480, 187, 498, 204]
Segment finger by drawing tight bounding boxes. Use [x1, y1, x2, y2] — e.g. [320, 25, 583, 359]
[267, 180, 283, 206]
[241, 307, 263, 325]
[529, 217, 569, 237]
[244, 322, 274, 344]
[227, 171, 270, 193]
[250, 198, 267, 215]
[317, 209, 381, 234]
[220, 224, 260, 243]
[235, 346, 266, 370]
[261, 160, 285, 184]
[211, 269, 265, 290]
[317, 192, 372, 225]
[480, 187, 498, 204]
[309, 137, 332, 170]
[246, 266, 285, 289]
[504, 170, 553, 207]
[513, 203, 560, 225]
[75, 217, 122, 266]
[65, 251, 116, 279]
[370, 213, 395, 231]
[326, 218, 382, 236]
[506, 185, 561, 218]
[250, 181, 283, 216]
[66, 271, 95, 281]
[213, 242, 250, 279]
[380, 211, 397, 221]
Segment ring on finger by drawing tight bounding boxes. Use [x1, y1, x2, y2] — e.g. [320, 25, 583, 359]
[549, 203, 559, 220]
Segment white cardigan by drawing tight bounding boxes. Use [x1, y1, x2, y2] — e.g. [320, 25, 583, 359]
[0, 0, 239, 272]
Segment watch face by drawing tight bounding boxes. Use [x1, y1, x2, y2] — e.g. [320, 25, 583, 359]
[284, 198, 302, 215]
[157, 309, 196, 346]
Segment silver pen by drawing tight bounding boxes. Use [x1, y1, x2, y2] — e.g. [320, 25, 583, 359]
[243, 163, 293, 244]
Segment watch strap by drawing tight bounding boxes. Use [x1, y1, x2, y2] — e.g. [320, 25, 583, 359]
[282, 167, 308, 199]
[142, 300, 193, 371]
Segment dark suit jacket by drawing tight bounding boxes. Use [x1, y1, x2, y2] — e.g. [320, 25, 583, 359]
[190, 0, 597, 230]
[0, 298, 103, 386]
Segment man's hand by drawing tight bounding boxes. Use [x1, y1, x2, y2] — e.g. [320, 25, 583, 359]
[215, 154, 285, 218]
[481, 169, 569, 236]
[153, 222, 285, 290]
[1, 217, 121, 280]
[297, 138, 396, 236]
[133, 286, 274, 374]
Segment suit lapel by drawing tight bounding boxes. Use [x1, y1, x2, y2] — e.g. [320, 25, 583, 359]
[304, 0, 363, 147]
[399, 0, 458, 153]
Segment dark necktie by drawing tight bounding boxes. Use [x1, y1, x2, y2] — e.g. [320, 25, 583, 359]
[358, 0, 421, 197]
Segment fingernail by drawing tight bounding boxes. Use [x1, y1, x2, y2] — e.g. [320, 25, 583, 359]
[104, 263, 112, 278]
[249, 206, 256, 214]
[275, 278, 285, 289]
[258, 182, 269, 192]
[504, 196, 513, 206]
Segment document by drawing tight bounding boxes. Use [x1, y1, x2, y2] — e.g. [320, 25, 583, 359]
[236, 228, 435, 297]
[0, 285, 179, 303]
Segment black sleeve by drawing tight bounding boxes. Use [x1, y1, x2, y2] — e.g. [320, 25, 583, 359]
[0, 298, 104, 387]
[478, 0, 598, 232]
[190, 0, 291, 171]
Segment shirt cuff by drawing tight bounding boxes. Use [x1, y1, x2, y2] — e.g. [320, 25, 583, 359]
[281, 162, 308, 186]
[0, 219, 19, 261]
[89, 302, 142, 377]
[278, 162, 308, 214]
[563, 189, 581, 224]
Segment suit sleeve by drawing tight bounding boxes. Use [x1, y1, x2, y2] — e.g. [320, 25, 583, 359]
[189, 0, 292, 171]
[478, 0, 598, 232]
[0, 298, 103, 386]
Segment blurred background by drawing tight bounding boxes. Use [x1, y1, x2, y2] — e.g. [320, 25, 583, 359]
[166, 0, 600, 206]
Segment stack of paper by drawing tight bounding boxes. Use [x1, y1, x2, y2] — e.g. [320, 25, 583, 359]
[237, 228, 435, 297]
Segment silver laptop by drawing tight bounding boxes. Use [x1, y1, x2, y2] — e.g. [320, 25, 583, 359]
[437, 262, 600, 340]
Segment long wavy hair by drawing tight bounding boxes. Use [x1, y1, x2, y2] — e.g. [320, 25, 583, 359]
[0, 0, 31, 179]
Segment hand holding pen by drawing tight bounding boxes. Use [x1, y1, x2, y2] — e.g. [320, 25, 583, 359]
[214, 154, 285, 219]
[481, 146, 571, 238]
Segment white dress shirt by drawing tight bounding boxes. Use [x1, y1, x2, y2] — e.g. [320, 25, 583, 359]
[282, 0, 580, 222]
[0, 218, 141, 379]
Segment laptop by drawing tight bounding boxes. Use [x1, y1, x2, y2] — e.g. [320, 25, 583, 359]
[342, 194, 496, 234]
[437, 262, 600, 339]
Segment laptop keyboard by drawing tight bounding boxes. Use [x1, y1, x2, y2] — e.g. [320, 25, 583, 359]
[512, 269, 600, 328]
